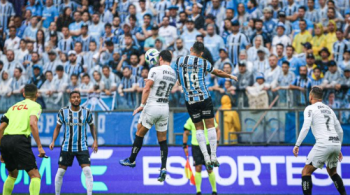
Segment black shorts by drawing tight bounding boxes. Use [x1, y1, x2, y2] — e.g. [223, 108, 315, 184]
[59, 150, 90, 167]
[1, 135, 38, 172]
[185, 97, 214, 123]
[192, 145, 211, 166]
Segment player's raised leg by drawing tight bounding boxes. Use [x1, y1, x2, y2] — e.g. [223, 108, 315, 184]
[157, 131, 168, 182]
[2, 170, 18, 195]
[81, 164, 93, 195]
[193, 121, 212, 169]
[54, 165, 67, 195]
[204, 118, 219, 167]
[120, 123, 149, 167]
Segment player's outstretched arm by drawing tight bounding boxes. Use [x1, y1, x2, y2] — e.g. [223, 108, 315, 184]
[49, 124, 62, 150]
[30, 115, 46, 158]
[211, 69, 238, 81]
[133, 79, 155, 115]
[90, 124, 98, 153]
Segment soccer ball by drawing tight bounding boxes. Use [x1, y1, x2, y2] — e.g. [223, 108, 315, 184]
[145, 48, 160, 66]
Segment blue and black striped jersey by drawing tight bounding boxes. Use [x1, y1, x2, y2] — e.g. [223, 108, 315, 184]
[172, 55, 214, 104]
[57, 106, 93, 152]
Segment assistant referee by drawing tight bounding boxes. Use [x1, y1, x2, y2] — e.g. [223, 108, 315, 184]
[0, 84, 46, 195]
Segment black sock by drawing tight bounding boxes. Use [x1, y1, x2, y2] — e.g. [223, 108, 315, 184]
[129, 135, 144, 163]
[159, 140, 168, 169]
[331, 174, 347, 195]
[302, 176, 312, 195]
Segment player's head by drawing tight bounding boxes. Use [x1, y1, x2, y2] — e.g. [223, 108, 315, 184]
[310, 86, 323, 103]
[190, 41, 204, 57]
[158, 50, 172, 65]
[70, 91, 81, 107]
[23, 84, 38, 100]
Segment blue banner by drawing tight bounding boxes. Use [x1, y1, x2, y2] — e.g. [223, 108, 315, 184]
[1, 146, 350, 194]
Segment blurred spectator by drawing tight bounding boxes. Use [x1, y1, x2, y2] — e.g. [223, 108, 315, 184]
[159, 16, 177, 49]
[172, 38, 189, 62]
[136, 67, 149, 93]
[296, 42, 313, 64]
[14, 40, 28, 62]
[0, 0, 15, 33]
[333, 29, 349, 64]
[235, 61, 254, 92]
[89, 13, 105, 41]
[321, 60, 343, 89]
[53, 65, 69, 93]
[247, 35, 269, 62]
[276, 43, 287, 66]
[181, 20, 200, 51]
[339, 50, 350, 70]
[168, 6, 179, 27]
[155, 38, 164, 51]
[4, 50, 25, 78]
[213, 63, 233, 93]
[204, 24, 225, 61]
[144, 24, 165, 51]
[323, 7, 343, 30]
[0, 70, 13, 110]
[23, 16, 39, 42]
[57, 7, 73, 31]
[283, 0, 298, 21]
[77, 24, 96, 52]
[253, 49, 269, 76]
[10, 67, 26, 102]
[33, 30, 45, 55]
[102, 65, 118, 95]
[291, 6, 313, 37]
[4, 26, 20, 51]
[251, 19, 271, 49]
[234, 3, 249, 28]
[305, 53, 317, 78]
[272, 61, 295, 105]
[40, 70, 61, 109]
[262, 7, 277, 36]
[277, 11, 292, 35]
[65, 50, 84, 76]
[59, 0, 78, 13]
[335, 67, 350, 102]
[118, 66, 138, 108]
[285, 45, 303, 76]
[92, 71, 105, 93]
[226, 20, 250, 65]
[327, 91, 341, 109]
[66, 74, 79, 93]
[191, 3, 204, 31]
[234, 50, 253, 74]
[310, 67, 323, 86]
[195, 35, 214, 65]
[289, 66, 312, 106]
[28, 64, 45, 90]
[213, 48, 231, 70]
[42, 0, 59, 29]
[292, 19, 312, 54]
[270, 0, 280, 19]
[206, 0, 226, 28]
[44, 50, 60, 73]
[315, 47, 331, 73]
[215, 95, 241, 144]
[83, 41, 98, 71]
[58, 26, 75, 54]
[265, 55, 282, 90]
[325, 20, 337, 54]
[154, 0, 171, 24]
[304, 0, 320, 23]
[311, 23, 327, 58]
[79, 73, 94, 95]
[272, 23, 291, 55]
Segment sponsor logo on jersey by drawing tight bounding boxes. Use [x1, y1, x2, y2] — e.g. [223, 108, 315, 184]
[12, 104, 28, 110]
[329, 136, 340, 142]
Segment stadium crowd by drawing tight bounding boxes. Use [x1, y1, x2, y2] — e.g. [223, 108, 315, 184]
[0, 0, 350, 111]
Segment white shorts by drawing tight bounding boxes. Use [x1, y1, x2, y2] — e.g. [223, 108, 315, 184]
[306, 145, 341, 169]
[138, 105, 169, 132]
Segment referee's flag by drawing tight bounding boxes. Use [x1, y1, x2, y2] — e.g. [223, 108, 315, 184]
[184, 147, 196, 185]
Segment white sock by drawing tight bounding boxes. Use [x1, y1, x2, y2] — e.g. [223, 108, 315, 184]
[83, 166, 93, 195]
[196, 130, 211, 162]
[207, 127, 217, 160]
[55, 168, 66, 195]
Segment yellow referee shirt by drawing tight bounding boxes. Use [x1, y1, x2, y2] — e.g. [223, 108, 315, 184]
[4, 99, 42, 137]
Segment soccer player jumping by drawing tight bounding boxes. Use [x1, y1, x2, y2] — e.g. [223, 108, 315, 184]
[0, 84, 46, 195]
[294, 87, 347, 195]
[173, 42, 237, 169]
[120, 50, 176, 182]
[49, 91, 98, 195]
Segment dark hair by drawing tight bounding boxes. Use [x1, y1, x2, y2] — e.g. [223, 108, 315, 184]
[69, 90, 81, 97]
[298, 6, 306, 11]
[311, 86, 323, 99]
[179, 11, 187, 16]
[328, 0, 335, 5]
[36, 29, 45, 53]
[328, 7, 335, 13]
[15, 67, 23, 73]
[9, 26, 16, 31]
[255, 19, 263, 24]
[75, 41, 83, 47]
[286, 45, 295, 51]
[90, 40, 97, 45]
[124, 33, 132, 39]
[56, 65, 64, 71]
[45, 70, 53, 75]
[82, 73, 90, 78]
[105, 23, 112, 28]
[71, 74, 78, 79]
[282, 61, 290, 66]
[102, 65, 110, 70]
[159, 50, 172, 63]
[192, 41, 205, 54]
[105, 40, 114, 46]
[249, 0, 257, 7]
[299, 19, 306, 24]
[129, 15, 137, 22]
[313, 67, 321, 72]
[336, 29, 343, 33]
[24, 84, 38, 98]
[276, 43, 284, 48]
[142, 67, 149, 72]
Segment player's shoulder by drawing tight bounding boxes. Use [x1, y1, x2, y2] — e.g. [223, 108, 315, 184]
[58, 106, 70, 112]
[81, 106, 91, 112]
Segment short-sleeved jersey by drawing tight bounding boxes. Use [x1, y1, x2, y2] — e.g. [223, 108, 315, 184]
[172, 55, 214, 104]
[57, 106, 93, 152]
[4, 99, 42, 137]
[147, 65, 176, 106]
[184, 118, 218, 146]
[297, 102, 341, 146]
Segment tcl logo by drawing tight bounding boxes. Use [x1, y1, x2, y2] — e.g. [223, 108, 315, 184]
[12, 104, 28, 110]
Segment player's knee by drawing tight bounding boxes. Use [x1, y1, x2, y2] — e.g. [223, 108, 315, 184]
[204, 118, 215, 128]
[59, 165, 68, 170]
[207, 169, 213, 174]
[301, 167, 313, 176]
[195, 165, 202, 172]
[8, 170, 18, 178]
[27, 169, 41, 179]
[327, 167, 337, 177]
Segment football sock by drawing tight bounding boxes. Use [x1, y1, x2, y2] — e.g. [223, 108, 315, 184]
[207, 127, 217, 160]
[55, 168, 66, 195]
[208, 172, 217, 192]
[195, 172, 202, 193]
[29, 178, 41, 195]
[159, 140, 168, 169]
[331, 174, 347, 195]
[302, 176, 312, 195]
[83, 166, 93, 195]
[3, 176, 16, 195]
[196, 130, 210, 162]
[129, 135, 144, 163]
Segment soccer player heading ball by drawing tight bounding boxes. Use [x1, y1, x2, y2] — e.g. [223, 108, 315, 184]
[294, 86, 346, 195]
[173, 42, 237, 170]
[120, 50, 176, 182]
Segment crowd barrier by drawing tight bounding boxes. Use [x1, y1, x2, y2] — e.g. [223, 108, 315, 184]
[0, 146, 349, 194]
